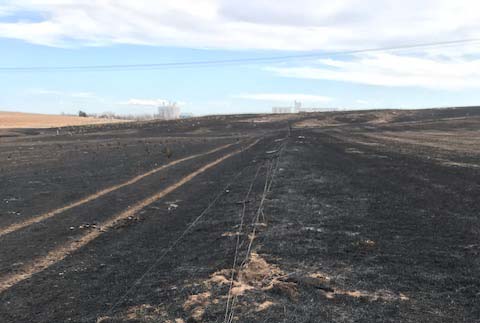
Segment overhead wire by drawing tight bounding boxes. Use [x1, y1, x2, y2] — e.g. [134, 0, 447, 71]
[1, 38, 480, 73]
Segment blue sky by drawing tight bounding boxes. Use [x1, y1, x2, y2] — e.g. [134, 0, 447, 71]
[1, 0, 480, 116]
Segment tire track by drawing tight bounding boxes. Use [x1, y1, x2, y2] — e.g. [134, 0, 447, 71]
[0, 141, 238, 238]
[0, 139, 260, 294]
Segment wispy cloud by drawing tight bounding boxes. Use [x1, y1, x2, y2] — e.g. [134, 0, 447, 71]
[233, 93, 333, 103]
[267, 53, 480, 90]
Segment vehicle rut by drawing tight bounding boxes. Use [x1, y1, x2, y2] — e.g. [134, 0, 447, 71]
[0, 141, 238, 238]
[0, 139, 260, 294]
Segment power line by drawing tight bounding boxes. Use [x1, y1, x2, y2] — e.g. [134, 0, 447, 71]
[1, 38, 480, 72]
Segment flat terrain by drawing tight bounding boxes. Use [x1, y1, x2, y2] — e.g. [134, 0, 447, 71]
[0, 108, 479, 322]
[0, 111, 125, 129]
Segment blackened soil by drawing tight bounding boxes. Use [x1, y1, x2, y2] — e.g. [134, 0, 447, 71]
[0, 109, 479, 322]
[254, 129, 480, 322]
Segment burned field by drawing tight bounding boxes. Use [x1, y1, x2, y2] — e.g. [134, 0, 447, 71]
[0, 108, 479, 322]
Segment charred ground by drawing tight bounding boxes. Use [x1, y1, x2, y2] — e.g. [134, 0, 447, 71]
[0, 107, 479, 322]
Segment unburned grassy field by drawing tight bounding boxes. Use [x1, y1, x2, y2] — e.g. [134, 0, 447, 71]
[0, 111, 126, 129]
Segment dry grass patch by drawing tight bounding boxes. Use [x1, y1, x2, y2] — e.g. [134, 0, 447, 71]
[323, 288, 409, 302]
[0, 111, 126, 129]
[255, 300, 275, 312]
[183, 291, 212, 322]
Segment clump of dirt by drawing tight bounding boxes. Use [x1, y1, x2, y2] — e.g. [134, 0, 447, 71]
[238, 253, 283, 287]
[219, 252, 297, 300]
[180, 253, 296, 321]
[255, 300, 275, 312]
[208, 269, 232, 285]
[183, 292, 212, 322]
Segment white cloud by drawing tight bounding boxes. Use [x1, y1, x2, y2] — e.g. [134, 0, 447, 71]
[2, 1, 480, 91]
[268, 53, 480, 90]
[234, 93, 332, 103]
[0, 0, 479, 51]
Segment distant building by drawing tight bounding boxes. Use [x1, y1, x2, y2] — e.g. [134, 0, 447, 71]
[157, 103, 180, 120]
[272, 106, 292, 114]
[294, 101, 302, 113]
